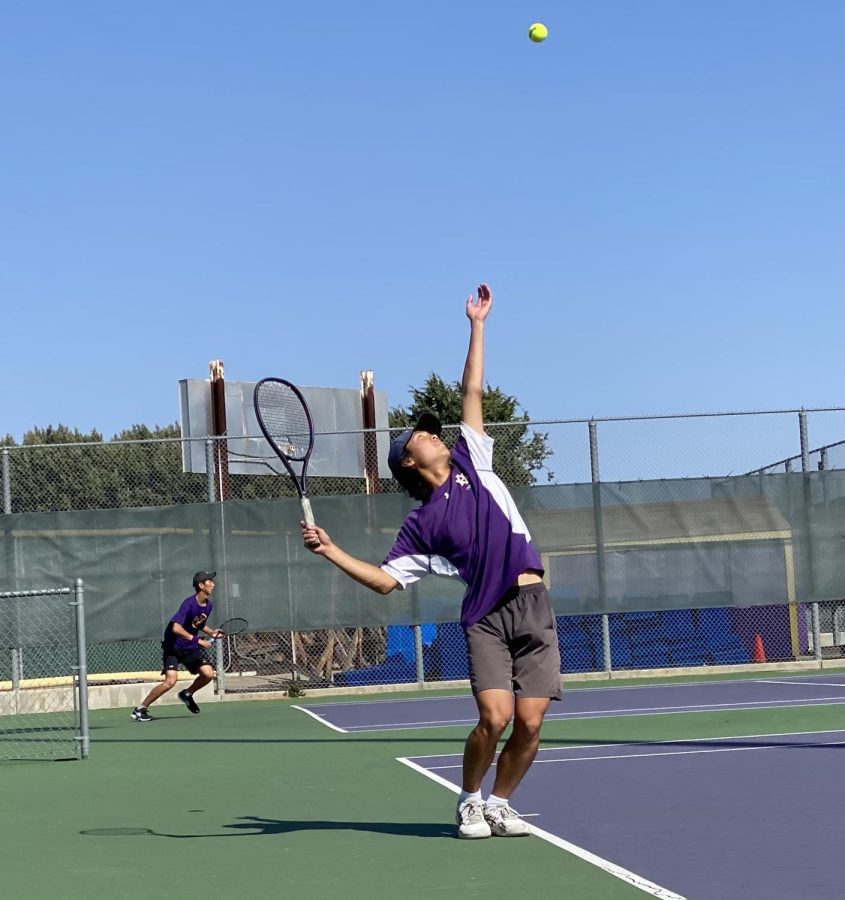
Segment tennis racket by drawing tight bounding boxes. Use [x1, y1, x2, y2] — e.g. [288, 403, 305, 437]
[253, 377, 317, 531]
[211, 617, 248, 640]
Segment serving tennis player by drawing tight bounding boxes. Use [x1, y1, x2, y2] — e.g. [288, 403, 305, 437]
[301, 284, 561, 838]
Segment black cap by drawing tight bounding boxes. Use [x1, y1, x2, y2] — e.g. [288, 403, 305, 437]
[387, 412, 443, 494]
[192, 570, 216, 589]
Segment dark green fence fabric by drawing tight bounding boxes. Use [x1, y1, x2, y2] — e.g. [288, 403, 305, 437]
[1, 471, 842, 642]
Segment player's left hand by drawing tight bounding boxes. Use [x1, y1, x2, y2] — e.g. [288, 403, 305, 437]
[466, 283, 493, 322]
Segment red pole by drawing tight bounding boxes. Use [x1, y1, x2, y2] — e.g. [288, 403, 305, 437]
[209, 360, 230, 501]
[360, 370, 380, 495]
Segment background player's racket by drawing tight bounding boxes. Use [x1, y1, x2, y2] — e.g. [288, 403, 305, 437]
[253, 377, 318, 532]
[212, 617, 248, 639]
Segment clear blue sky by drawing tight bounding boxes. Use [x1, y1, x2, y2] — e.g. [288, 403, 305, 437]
[1, 1, 842, 450]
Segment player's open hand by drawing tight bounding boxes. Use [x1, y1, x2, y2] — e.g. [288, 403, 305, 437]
[301, 521, 330, 554]
[466, 283, 493, 322]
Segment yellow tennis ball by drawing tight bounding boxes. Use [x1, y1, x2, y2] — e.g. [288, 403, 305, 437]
[528, 22, 548, 43]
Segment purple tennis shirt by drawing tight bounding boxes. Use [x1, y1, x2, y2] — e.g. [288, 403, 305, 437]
[165, 595, 213, 650]
[381, 423, 543, 627]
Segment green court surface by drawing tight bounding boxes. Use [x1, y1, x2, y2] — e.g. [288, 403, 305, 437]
[1, 671, 843, 900]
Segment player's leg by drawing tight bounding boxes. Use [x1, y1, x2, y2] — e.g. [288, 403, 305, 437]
[178, 654, 214, 714]
[186, 661, 214, 695]
[454, 688, 512, 838]
[489, 695, 551, 797]
[455, 617, 515, 838]
[462, 689, 513, 791]
[485, 583, 561, 835]
[132, 664, 178, 721]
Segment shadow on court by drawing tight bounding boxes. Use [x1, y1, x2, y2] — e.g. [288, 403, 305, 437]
[81, 816, 452, 839]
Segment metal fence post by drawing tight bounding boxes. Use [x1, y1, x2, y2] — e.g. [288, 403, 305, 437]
[413, 625, 425, 688]
[215, 640, 226, 696]
[10, 649, 21, 691]
[205, 439, 216, 504]
[799, 409, 810, 473]
[410, 583, 425, 687]
[799, 411, 823, 661]
[2, 448, 11, 514]
[589, 421, 612, 673]
[72, 578, 90, 759]
[2, 449, 21, 687]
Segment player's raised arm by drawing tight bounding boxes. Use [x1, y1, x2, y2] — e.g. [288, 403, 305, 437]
[301, 521, 399, 595]
[462, 283, 493, 434]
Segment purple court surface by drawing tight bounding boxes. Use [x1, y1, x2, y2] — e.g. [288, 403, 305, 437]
[295, 673, 845, 733]
[296, 674, 845, 899]
[404, 729, 845, 900]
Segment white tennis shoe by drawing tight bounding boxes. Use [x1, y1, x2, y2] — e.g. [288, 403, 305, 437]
[455, 798, 492, 839]
[483, 802, 531, 837]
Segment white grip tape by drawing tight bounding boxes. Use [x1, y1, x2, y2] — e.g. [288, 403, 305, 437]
[300, 497, 315, 527]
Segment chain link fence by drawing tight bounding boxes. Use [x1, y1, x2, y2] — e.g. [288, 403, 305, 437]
[2, 408, 842, 512]
[0, 581, 89, 760]
[1, 408, 843, 701]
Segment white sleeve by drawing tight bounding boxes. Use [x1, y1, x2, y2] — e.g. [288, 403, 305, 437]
[460, 422, 494, 471]
[380, 554, 460, 589]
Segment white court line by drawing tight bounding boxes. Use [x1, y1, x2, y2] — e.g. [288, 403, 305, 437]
[530, 740, 845, 764]
[404, 728, 845, 762]
[299, 672, 845, 712]
[341, 696, 845, 732]
[396, 756, 687, 900]
[299, 693, 469, 708]
[290, 705, 348, 733]
[758, 679, 845, 689]
[545, 696, 845, 716]
[427, 739, 845, 769]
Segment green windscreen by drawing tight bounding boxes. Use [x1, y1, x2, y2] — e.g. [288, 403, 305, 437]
[0, 470, 842, 642]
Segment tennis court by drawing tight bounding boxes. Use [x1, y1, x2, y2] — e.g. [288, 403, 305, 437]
[2, 668, 843, 900]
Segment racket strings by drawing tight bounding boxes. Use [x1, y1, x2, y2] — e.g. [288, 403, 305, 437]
[255, 383, 312, 460]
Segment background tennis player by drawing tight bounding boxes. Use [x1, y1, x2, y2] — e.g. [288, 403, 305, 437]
[131, 570, 222, 722]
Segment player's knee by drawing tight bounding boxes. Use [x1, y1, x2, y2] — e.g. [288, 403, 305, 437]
[163, 672, 178, 688]
[512, 715, 543, 743]
[478, 711, 511, 737]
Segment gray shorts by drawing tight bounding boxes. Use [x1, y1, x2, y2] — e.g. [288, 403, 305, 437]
[465, 583, 562, 700]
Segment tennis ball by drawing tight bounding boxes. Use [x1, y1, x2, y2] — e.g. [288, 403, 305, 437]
[528, 22, 548, 43]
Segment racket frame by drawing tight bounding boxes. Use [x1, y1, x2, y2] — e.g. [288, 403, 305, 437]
[214, 617, 249, 638]
[253, 377, 317, 526]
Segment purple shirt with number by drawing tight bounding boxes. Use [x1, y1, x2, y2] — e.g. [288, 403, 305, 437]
[380, 423, 543, 628]
[164, 595, 213, 650]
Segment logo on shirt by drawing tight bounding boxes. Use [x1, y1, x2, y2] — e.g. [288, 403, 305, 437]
[454, 472, 471, 490]
[192, 613, 208, 629]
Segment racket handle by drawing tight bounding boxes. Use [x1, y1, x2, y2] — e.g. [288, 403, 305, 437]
[300, 496, 321, 547]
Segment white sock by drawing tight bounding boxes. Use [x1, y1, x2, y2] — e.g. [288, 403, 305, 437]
[458, 789, 482, 804]
[486, 794, 509, 808]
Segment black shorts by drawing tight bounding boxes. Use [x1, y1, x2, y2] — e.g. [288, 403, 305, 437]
[161, 646, 211, 676]
[465, 583, 562, 700]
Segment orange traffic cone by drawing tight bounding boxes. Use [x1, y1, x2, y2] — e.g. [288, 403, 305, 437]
[753, 633, 767, 663]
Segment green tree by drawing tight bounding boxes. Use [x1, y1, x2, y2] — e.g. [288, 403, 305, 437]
[389, 374, 554, 486]
[11, 424, 107, 512]
[106, 423, 207, 507]
[7, 422, 208, 512]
